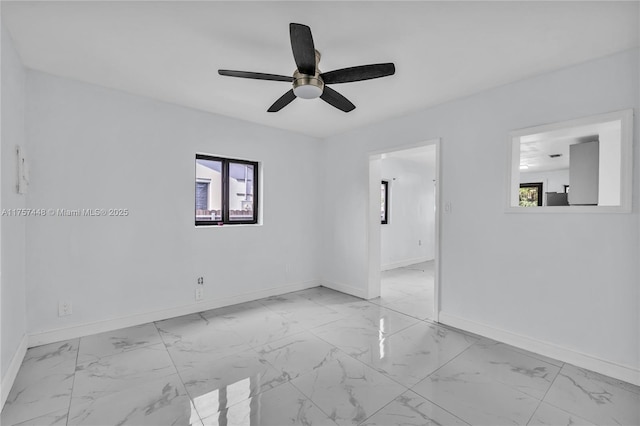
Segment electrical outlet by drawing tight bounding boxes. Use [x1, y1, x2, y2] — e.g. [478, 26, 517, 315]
[445, 202, 452, 213]
[197, 277, 204, 285]
[195, 287, 204, 301]
[58, 301, 72, 317]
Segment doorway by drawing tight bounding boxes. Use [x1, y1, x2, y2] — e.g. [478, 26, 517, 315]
[367, 140, 441, 322]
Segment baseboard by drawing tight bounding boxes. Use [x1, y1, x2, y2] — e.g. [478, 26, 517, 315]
[381, 256, 432, 271]
[439, 312, 640, 387]
[1, 334, 28, 409]
[321, 280, 368, 299]
[28, 280, 320, 348]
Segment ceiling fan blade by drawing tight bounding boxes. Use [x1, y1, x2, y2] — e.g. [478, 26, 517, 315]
[218, 70, 294, 82]
[268, 89, 296, 112]
[321, 63, 395, 84]
[289, 23, 316, 75]
[320, 86, 355, 113]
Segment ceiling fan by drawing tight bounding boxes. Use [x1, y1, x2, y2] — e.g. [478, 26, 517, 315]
[218, 23, 396, 113]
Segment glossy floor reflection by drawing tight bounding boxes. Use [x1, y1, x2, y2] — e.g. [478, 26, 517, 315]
[2, 286, 639, 425]
[375, 261, 435, 320]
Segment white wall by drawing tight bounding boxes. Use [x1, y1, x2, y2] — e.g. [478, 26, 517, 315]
[24, 71, 322, 336]
[321, 49, 639, 383]
[598, 125, 622, 206]
[381, 156, 435, 270]
[1, 23, 28, 397]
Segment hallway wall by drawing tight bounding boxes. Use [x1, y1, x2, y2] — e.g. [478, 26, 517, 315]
[380, 154, 436, 270]
[1, 23, 28, 402]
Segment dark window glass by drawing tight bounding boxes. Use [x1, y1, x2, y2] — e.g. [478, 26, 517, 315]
[381, 180, 389, 224]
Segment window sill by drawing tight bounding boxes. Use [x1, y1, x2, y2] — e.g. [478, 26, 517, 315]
[195, 223, 262, 228]
[504, 205, 631, 214]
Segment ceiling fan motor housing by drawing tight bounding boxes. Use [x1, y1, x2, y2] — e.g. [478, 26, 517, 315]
[292, 49, 324, 99]
[292, 71, 324, 99]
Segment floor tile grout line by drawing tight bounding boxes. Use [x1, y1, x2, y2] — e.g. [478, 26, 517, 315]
[264, 330, 350, 423]
[299, 301, 483, 395]
[475, 340, 564, 370]
[196, 348, 290, 421]
[406, 337, 567, 426]
[409, 338, 478, 386]
[153, 315, 294, 423]
[74, 340, 164, 365]
[406, 391, 476, 426]
[65, 338, 81, 426]
[353, 392, 402, 426]
[250, 294, 353, 339]
[152, 321, 206, 425]
[312, 316, 477, 390]
[419, 318, 566, 370]
[284, 343, 409, 426]
[444, 338, 565, 401]
[311, 332, 416, 392]
[302, 324, 477, 423]
[400, 339, 486, 425]
[1, 342, 80, 426]
[286, 379, 340, 425]
[317, 280, 471, 426]
[306, 313, 416, 342]
[531, 364, 610, 426]
[402, 389, 474, 426]
[352, 388, 411, 426]
[524, 360, 566, 425]
[245, 328, 309, 351]
[365, 297, 433, 324]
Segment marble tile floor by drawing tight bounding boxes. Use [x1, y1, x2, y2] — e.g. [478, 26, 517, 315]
[2, 286, 639, 426]
[374, 261, 435, 320]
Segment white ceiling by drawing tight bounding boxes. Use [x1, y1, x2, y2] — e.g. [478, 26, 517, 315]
[3, 1, 639, 139]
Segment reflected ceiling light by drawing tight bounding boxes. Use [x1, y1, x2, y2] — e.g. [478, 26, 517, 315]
[379, 318, 387, 360]
[519, 164, 529, 170]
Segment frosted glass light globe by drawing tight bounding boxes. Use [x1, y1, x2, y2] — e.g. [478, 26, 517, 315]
[293, 84, 323, 99]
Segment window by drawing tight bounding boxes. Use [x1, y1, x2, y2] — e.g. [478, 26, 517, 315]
[381, 180, 389, 224]
[507, 109, 633, 213]
[519, 182, 543, 207]
[195, 154, 259, 225]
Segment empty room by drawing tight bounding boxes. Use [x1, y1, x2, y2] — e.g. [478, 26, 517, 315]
[1, 1, 639, 425]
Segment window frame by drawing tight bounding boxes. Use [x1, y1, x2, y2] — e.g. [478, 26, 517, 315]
[195, 154, 259, 226]
[506, 109, 633, 213]
[381, 180, 389, 225]
[519, 182, 543, 207]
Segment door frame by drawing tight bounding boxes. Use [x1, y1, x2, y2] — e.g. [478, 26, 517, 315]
[367, 138, 442, 322]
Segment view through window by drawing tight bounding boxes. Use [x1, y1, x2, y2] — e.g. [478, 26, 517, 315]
[195, 154, 258, 225]
[519, 182, 543, 207]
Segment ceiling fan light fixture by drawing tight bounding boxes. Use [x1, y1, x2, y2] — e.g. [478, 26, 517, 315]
[293, 84, 323, 99]
[292, 71, 324, 99]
